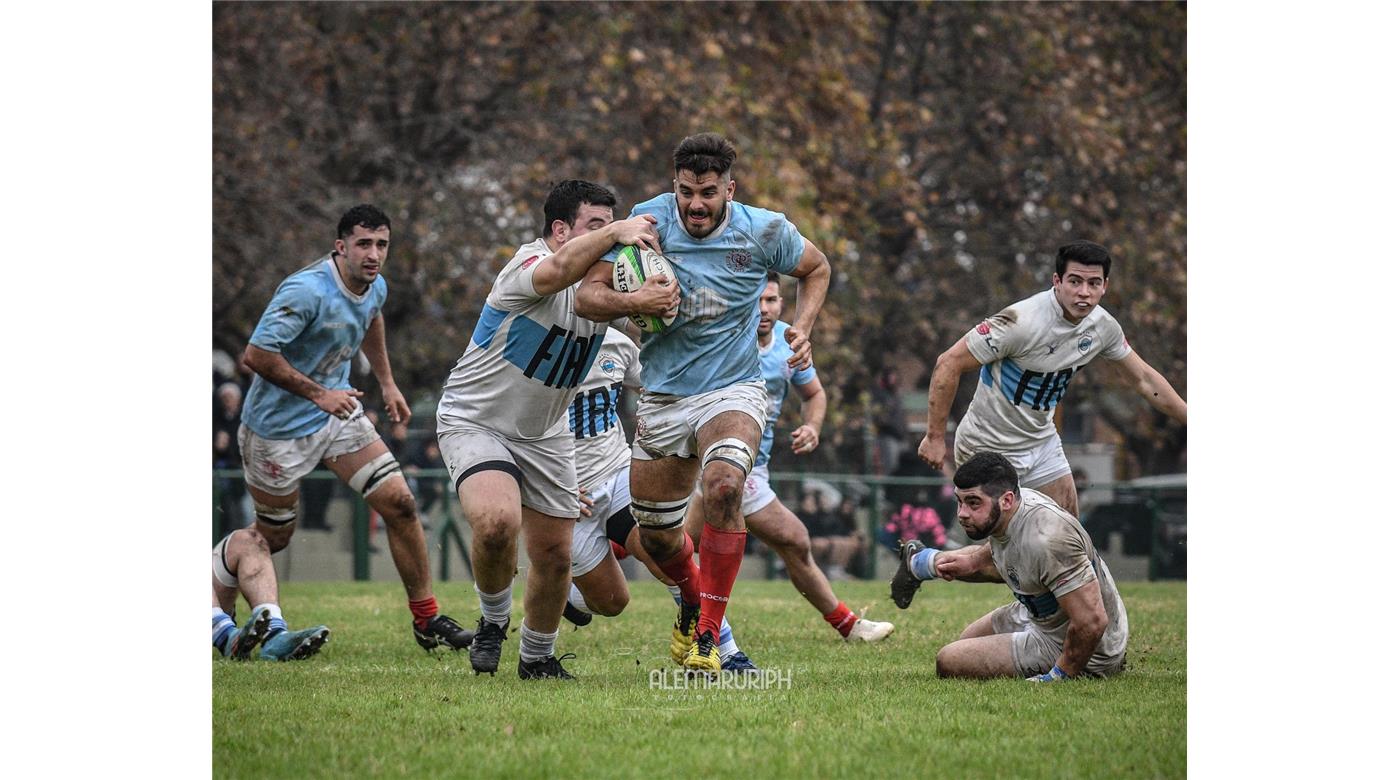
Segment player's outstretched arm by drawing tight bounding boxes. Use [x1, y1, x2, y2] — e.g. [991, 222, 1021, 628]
[242, 345, 363, 419]
[932, 543, 1003, 583]
[1104, 351, 1187, 425]
[533, 214, 662, 296]
[1050, 579, 1110, 677]
[790, 375, 827, 455]
[574, 261, 679, 323]
[918, 338, 983, 470]
[361, 314, 410, 424]
[782, 239, 830, 370]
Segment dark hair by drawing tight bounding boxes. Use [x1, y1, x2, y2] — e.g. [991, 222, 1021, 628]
[766, 271, 781, 285]
[673, 133, 737, 177]
[1055, 240, 1113, 278]
[542, 179, 617, 236]
[337, 204, 391, 239]
[953, 452, 1020, 500]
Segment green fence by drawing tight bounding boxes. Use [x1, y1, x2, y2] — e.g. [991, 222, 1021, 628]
[212, 469, 1186, 581]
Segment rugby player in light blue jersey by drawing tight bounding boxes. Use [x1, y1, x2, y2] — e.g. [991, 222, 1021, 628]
[681, 273, 893, 644]
[213, 205, 474, 662]
[436, 181, 676, 680]
[576, 133, 831, 674]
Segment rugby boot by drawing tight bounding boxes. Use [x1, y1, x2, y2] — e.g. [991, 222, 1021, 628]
[669, 602, 701, 665]
[720, 650, 760, 675]
[518, 653, 578, 680]
[562, 602, 593, 628]
[413, 613, 476, 652]
[469, 617, 508, 676]
[259, 625, 330, 661]
[889, 539, 927, 609]
[684, 629, 722, 676]
[846, 616, 895, 642]
[223, 607, 271, 660]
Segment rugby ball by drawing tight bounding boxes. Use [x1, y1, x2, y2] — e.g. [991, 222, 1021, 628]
[613, 245, 679, 332]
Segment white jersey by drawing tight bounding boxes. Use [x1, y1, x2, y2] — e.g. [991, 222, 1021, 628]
[569, 329, 641, 493]
[989, 488, 1128, 659]
[960, 289, 1131, 451]
[437, 239, 611, 440]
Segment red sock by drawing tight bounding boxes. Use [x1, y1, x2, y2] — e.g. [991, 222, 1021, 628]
[656, 534, 700, 605]
[610, 540, 630, 561]
[409, 596, 439, 630]
[696, 525, 747, 639]
[824, 601, 857, 638]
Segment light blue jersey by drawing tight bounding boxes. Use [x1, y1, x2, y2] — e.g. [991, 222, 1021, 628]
[242, 255, 387, 439]
[756, 320, 817, 467]
[603, 193, 804, 395]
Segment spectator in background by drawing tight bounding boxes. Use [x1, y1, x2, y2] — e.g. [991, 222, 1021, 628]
[799, 488, 864, 582]
[214, 382, 250, 535]
[872, 367, 907, 475]
[879, 487, 949, 553]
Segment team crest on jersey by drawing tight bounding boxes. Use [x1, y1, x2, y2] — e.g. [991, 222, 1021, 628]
[976, 322, 991, 336]
[1077, 335, 1093, 354]
[725, 249, 753, 272]
[1005, 566, 1020, 589]
[520, 255, 540, 270]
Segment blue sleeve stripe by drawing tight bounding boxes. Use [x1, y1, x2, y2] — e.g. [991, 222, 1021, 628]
[471, 304, 510, 349]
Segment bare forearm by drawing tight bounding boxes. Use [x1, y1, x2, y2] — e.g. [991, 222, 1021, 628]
[801, 391, 827, 433]
[938, 545, 1004, 583]
[925, 358, 961, 436]
[1056, 617, 1107, 676]
[791, 261, 830, 335]
[1141, 371, 1187, 424]
[361, 317, 398, 390]
[576, 280, 642, 322]
[244, 347, 327, 403]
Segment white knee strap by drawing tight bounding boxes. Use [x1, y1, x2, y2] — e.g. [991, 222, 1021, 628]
[348, 451, 402, 498]
[253, 501, 297, 527]
[703, 437, 754, 478]
[631, 497, 690, 530]
[212, 534, 238, 588]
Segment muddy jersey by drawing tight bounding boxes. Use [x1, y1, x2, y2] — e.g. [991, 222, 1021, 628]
[960, 289, 1131, 450]
[243, 255, 387, 439]
[989, 488, 1128, 658]
[601, 193, 805, 395]
[437, 238, 610, 440]
[756, 321, 818, 468]
[569, 329, 641, 493]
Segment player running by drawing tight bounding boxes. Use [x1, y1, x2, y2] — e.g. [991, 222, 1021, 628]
[916, 240, 1187, 518]
[890, 452, 1128, 680]
[563, 328, 757, 672]
[437, 180, 676, 680]
[213, 204, 472, 661]
[576, 133, 831, 675]
[681, 273, 892, 643]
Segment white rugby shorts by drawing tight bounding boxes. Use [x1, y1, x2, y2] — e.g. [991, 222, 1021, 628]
[632, 380, 767, 461]
[437, 421, 580, 519]
[989, 601, 1126, 678]
[238, 401, 380, 496]
[572, 464, 632, 578]
[741, 463, 779, 517]
[953, 429, 1073, 490]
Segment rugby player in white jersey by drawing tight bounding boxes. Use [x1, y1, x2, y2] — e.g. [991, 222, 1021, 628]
[562, 329, 757, 672]
[436, 181, 677, 679]
[213, 205, 474, 662]
[576, 133, 831, 674]
[890, 453, 1129, 680]
[681, 273, 893, 643]
[916, 240, 1187, 518]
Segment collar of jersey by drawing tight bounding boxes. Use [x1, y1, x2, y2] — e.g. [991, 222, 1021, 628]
[326, 255, 371, 304]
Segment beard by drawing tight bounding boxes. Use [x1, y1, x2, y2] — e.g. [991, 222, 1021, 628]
[963, 502, 1002, 541]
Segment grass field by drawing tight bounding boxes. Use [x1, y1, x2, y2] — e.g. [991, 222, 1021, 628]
[213, 579, 1185, 778]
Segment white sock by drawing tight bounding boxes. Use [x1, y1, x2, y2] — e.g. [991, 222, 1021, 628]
[567, 583, 593, 615]
[476, 583, 513, 627]
[518, 623, 558, 663]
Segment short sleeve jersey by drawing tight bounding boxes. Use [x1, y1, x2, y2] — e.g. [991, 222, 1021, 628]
[569, 329, 641, 493]
[241, 255, 388, 439]
[601, 193, 805, 395]
[960, 289, 1131, 451]
[756, 321, 817, 467]
[437, 239, 611, 440]
[989, 489, 1129, 658]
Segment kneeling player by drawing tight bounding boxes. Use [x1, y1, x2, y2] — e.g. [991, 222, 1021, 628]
[564, 329, 755, 671]
[889, 453, 1128, 680]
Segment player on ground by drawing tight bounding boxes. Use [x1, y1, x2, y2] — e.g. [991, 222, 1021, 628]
[576, 133, 831, 675]
[213, 204, 474, 661]
[889, 452, 1128, 680]
[681, 273, 892, 643]
[916, 241, 1187, 517]
[562, 329, 758, 672]
[437, 180, 676, 680]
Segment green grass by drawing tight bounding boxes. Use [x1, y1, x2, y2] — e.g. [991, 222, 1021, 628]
[213, 579, 1184, 779]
